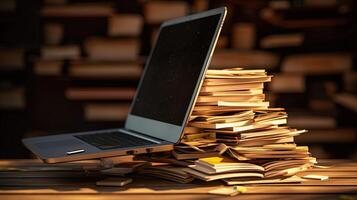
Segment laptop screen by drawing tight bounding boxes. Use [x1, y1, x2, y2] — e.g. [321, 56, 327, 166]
[130, 14, 221, 126]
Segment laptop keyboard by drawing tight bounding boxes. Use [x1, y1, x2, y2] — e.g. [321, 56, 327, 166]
[75, 131, 156, 150]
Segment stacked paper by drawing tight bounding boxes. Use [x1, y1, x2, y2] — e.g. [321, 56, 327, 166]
[174, 68, 316, 182]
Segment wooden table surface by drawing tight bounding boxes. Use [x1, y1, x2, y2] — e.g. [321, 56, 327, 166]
[1, 159, 357, 199]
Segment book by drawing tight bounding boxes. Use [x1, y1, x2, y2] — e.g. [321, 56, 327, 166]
[172, 150, 220, 160]
[263, 157, 317, 172]
[231, 145, 310, 159]
[287, 114, 336, 129]
[144, 1, 189, 24]
[84, 37, 139, 61]
[193, 157, 264, 173]
[217, 101, 269, 108]
[193, 111, 255, 123]
[202, 89, 264, 96]
[108, 14, 143, 37]
[69, 61, 142, 79]
[227, 148, 310, 161]
[199, 112, 286, 132]
[239, 128, 301, 140]
[34, 60, 63, 76]
[190, 163, 263, 174]
[189, 119, 252, 129]
[231, 23, 256, 50]
[268, 73, 305, 93]
[254, 111, 287, 122]
[193, 106, 282, 116]
[196, 94, 266, 104]
[173, 143, 226, 160]
[265, 163, 313, 178]
[139, 165, 194, 183]
[66, 87, 136, 100]
[181, 132, 216, 143]
[268, 0, 290, 9]
[41, 45, 80, 60]
[206, 69, 266, 76]
[260, 7, 346, 29]
[184, 168, 263, 181]
[203, 76, 272, 85]
[84, 103, 130, 121]
[236, 137, 295, 147]
[260, 33, 304, 48]
[179, 68, 315, 180]
[210, 50, 279, 69]
[41, 3, 114, 17]
[200, 83, 264, 93]
[282, 53, 352, 75]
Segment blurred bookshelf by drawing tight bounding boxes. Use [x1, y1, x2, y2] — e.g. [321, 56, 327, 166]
[0, 0, 356, 159]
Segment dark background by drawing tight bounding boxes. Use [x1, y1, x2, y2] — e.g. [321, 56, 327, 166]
[0, 0, 356, 159]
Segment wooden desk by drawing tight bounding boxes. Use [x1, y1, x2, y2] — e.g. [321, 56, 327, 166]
[1, 159, 357, 199]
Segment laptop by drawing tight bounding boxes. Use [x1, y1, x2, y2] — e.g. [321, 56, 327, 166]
[23, 7, 227, 163]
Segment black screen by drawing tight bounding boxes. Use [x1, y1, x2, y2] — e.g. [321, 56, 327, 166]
[131, 14, 221, 125]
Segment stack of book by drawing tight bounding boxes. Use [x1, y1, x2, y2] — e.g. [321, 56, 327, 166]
[171, 68, 316, 183]
[184, 157, 264, 181]
[139, 165, 194, 184]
